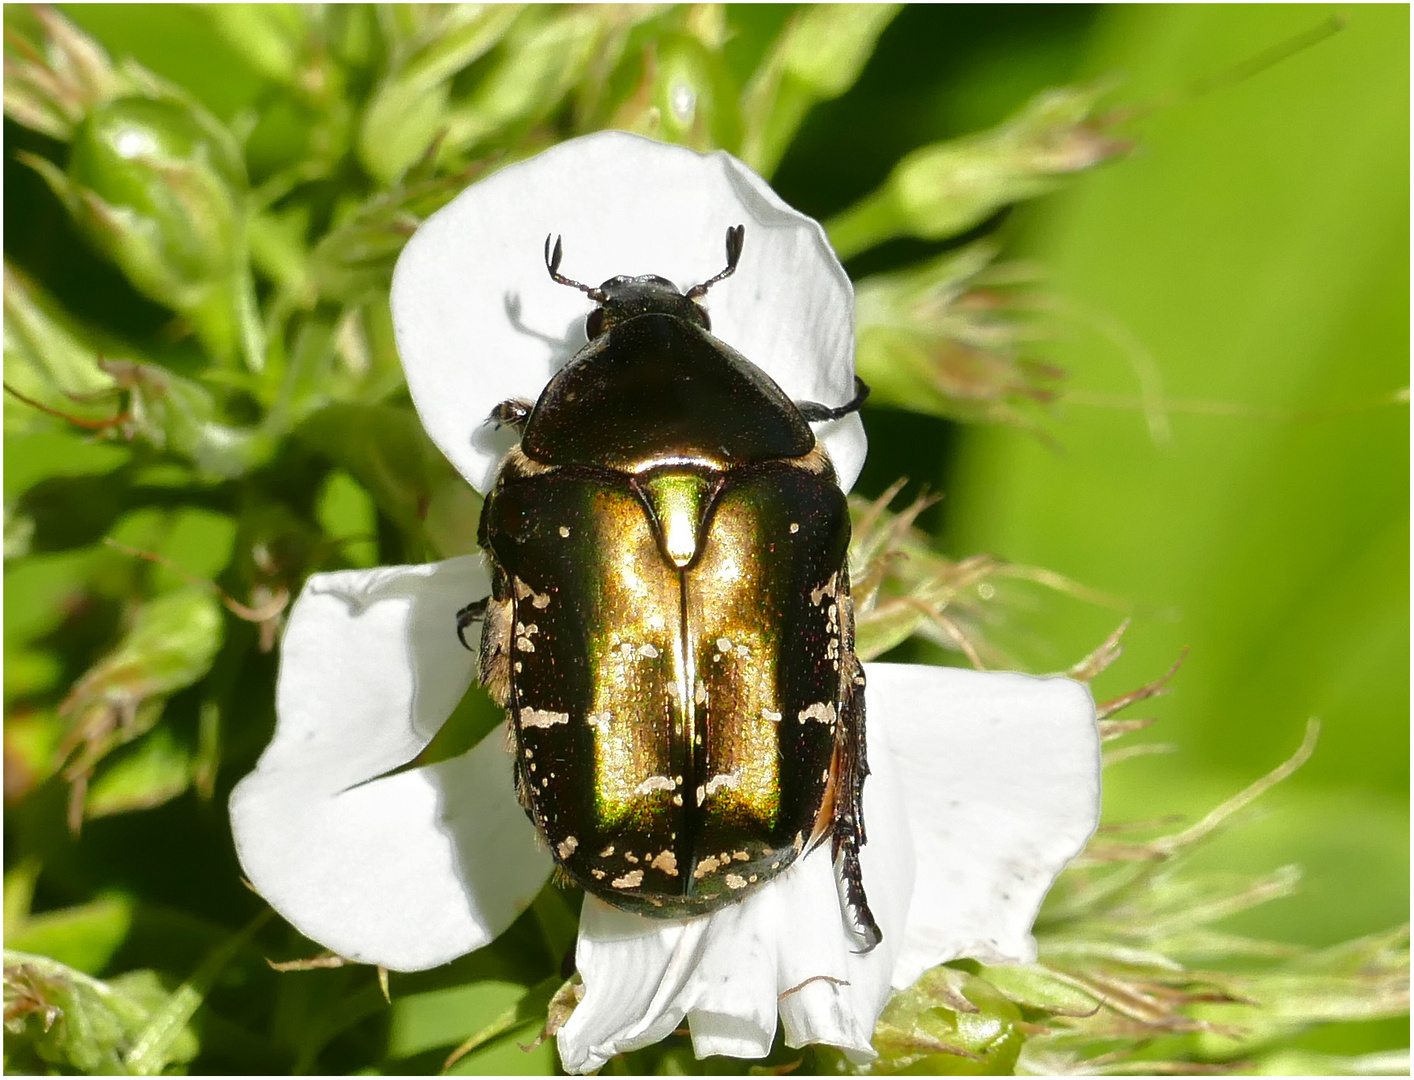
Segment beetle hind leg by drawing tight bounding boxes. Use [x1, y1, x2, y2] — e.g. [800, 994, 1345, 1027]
[833, 649, 882, 952]
[834, 839, 882, 953]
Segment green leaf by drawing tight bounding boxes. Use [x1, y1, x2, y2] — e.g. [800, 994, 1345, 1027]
[740, 4, 903, 176]
[5, 896, 134, 977]
[439, 8, 604, 161]
[298, 403, 480, 559]
[357, 5, 520, 184]
[121, 913, 267, 1075]
[85, 725, 192, 819]
[973, 964, 1099, 1016]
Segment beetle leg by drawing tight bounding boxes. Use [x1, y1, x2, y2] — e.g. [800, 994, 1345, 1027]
[487, 399, 534, 431]
[796, 376, 871, 422]
[833, 653, 882, 952]
[455, 598, 488, 651]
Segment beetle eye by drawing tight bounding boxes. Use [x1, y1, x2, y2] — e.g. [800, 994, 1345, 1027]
[586, 308, 605, 338]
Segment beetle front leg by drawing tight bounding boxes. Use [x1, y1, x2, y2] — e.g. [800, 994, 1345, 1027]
[455, 598, 488, 651]
[487, 399, 534, 431]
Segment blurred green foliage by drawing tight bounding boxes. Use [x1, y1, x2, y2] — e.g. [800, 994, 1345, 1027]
[944, 2, 1409, 947]
[3, 4, 1406, 1075]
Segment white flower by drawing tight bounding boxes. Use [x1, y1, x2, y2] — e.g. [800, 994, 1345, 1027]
[229, 132, 1101, 1074]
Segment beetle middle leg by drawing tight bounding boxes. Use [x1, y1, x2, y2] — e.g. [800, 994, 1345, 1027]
[796, 376, 871, 423]
[455, 598, 488, 651]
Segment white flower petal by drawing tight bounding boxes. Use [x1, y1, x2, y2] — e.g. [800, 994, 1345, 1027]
[866, 663, 1101, 989]
[230, 558, 552, 971]
[557, 685, 916, 1074]
[391, 130, 864, 494]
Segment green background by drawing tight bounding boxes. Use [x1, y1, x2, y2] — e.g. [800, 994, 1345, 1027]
[942, 4, 1409, 949]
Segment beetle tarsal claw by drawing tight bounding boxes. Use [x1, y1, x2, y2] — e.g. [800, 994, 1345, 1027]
[454, 598, 488, 651]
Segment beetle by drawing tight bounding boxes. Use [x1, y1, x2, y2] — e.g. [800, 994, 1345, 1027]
[458, 226, 880, 949]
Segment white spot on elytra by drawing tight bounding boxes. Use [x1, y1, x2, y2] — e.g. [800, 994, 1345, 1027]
[559, 525, 570, 538]
[798, 702, 836, 725]
[650, 850, 678, 876]
[521, 707, 569, 728]
[703, 770, 741, 797]
[725, 873, 747, 890]
[611, 869, 644, 889]
[557, 836, 578, 860]
[638, 643, 659, 659]
[762, 708, 782, 724]
[789, 522, 800, 534]
[513, 578, 551, 610]
[635, 775, 676, 795]
[586, 710, 611, 732]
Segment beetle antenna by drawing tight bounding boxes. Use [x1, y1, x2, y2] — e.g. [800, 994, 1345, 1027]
[544, 234, 605, 301]
[687, 224, 745, 299]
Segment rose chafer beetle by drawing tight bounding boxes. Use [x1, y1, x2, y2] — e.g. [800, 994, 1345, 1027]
[461, 227, 880, 948]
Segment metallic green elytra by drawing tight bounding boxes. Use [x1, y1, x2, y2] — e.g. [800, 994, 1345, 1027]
[461, 227, 880, 948]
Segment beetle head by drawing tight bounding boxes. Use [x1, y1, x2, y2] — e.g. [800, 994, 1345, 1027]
[544, 225, 745, 339]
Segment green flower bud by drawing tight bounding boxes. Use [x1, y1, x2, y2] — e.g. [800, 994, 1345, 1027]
[827, 84, 1127, 259]
[68, 97, 245, 283]
[609, 31, 735, 152]
[2, 952, 197, 1074]
[872, 967, 1024, 1075]
[59, 587, 223, 733]
[853, 242, 1061, 427]
[30, 95, 264, 369]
